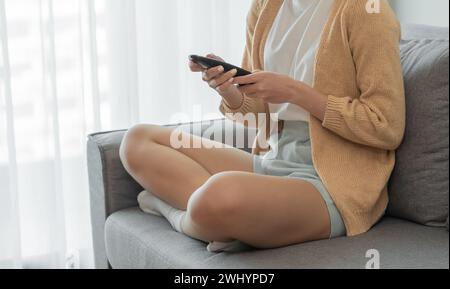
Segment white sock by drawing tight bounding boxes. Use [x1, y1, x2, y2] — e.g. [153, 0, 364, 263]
[137, 191, 186, 233]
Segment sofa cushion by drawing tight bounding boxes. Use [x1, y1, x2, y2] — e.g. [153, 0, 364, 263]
[105, 208, 449, 269]
[401, 24, 449, 41]
[387, 37, 449, 227]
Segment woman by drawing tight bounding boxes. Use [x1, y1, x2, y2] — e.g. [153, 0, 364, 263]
[120, 0, 405, 252]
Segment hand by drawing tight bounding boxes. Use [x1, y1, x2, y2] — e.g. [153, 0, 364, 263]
[189, 54, 244, 109]
[232, 71, 329, 120]
[232, 72, 302, 104]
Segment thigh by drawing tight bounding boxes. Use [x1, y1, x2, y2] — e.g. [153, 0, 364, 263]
[200, 172, 332, 248]
[149, 124, 254, 174]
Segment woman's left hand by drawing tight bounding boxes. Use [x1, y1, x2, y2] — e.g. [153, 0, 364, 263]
[232, 71, 329, 121]
[232, 72, 302, 104]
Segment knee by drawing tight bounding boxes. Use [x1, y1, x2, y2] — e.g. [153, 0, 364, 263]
[188, 172, 244, 230]
[119, 124, 160, 171]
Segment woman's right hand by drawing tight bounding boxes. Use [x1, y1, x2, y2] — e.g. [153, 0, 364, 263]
[189, 54, 244, 109]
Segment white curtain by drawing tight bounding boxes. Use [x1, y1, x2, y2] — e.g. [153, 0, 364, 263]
[0, 0, 251, 269]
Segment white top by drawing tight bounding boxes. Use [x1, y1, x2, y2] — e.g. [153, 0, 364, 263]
[264, 0, 333, 122]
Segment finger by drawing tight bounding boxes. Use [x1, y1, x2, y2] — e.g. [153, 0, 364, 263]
[203, 65, 224, 81]
[237, 84, 259, 95]
[206, 53, 225, 62]
[216, 79, 233, 93]
[232, 74, 260, 85]
[233, 74, 260, 85]
[189, 60, 204, 72]
[209, 69, 237, 88]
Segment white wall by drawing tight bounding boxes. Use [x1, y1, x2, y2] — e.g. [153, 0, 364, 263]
[390, 0, 449, 27]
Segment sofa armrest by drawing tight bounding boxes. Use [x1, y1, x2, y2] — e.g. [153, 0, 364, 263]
[87, 118, 255, 268]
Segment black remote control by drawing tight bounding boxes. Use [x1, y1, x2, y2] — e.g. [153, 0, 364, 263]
[189, 55, 252, 77]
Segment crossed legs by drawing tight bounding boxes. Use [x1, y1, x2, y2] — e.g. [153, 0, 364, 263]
[119, 124, 331, 249]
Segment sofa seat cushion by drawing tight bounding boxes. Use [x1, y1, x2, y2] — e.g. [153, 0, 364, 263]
[105, 208, 449, 269]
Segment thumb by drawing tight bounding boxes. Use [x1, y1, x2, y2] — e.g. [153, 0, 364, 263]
[207, 53, 224, 62]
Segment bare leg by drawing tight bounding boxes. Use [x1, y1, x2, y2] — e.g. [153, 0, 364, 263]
[119, 124, 253, 210]
[121, 124, 332, 248]
[183, 172, 332, 248]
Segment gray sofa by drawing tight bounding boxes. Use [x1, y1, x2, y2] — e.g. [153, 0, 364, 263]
[87, 24, 449, 269]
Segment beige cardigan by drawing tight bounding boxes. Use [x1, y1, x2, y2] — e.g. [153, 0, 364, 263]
[219, 0, 406, 236]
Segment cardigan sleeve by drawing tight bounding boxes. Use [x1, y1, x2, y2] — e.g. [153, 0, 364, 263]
[219, 0, 268, 128]
[322, 0, 406, 151]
